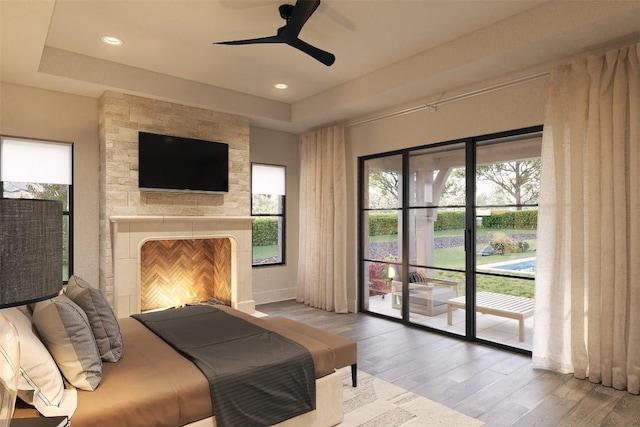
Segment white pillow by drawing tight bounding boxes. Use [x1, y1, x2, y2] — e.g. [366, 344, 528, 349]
[0, 307, 65, 413]
[65, 275, 123, 362]
[32, 295, 102, 391]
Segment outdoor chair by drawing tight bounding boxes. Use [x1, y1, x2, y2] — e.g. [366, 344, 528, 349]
[391, 273, 459, 316]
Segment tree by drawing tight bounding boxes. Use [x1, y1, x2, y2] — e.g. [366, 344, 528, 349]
[476, 160, 540, 208]
[251, 194, 282, 215]
[440, 167, 465, 205]
[23, 183, 70, 278]
[25, 183, 68, 207]
[368, 170, 399, 209]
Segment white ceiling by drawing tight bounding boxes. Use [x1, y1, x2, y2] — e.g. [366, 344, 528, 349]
[2, 1, 640, 133]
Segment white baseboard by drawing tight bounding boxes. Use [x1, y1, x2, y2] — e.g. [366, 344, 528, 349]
[253, 287, 297, 305]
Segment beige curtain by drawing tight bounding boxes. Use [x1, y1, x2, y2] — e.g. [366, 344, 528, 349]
[297, 126, 348, 313]
[533, 43, 640, 393]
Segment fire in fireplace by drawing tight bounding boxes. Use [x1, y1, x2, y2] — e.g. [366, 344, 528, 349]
[140, 238, 231, 311]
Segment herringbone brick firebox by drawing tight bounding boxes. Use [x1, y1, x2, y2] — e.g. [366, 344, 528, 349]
[110, 215, 255, 318]
[140, 238, 231, 312]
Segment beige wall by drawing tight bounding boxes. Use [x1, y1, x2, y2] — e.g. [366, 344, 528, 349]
[1, 74, 550, 312]
[343, 76, 549, 311]
[249, 127, 300, 304]
[0, 82, 100, 285]
[0, 84, 299, 306]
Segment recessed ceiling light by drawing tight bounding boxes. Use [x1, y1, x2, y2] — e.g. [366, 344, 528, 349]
[101, 36, 123, 46]
[275, 83, 288, 90]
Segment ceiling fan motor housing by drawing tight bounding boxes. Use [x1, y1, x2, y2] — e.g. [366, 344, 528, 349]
[279, 4, 294, 21]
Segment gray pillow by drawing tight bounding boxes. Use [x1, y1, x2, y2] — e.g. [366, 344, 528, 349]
[66, 275, 123, 362]
[32, 294, 102, 391]
[408, 272, 423, 283]
[416, 271, 430, 283]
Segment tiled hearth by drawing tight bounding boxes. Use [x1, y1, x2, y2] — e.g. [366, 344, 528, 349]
[110, 215, 255, 318]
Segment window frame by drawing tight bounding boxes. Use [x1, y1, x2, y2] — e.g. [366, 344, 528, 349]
[0, 135, 74, 283]
[357, 125, 542, 354]
[251, 162, 286, 267]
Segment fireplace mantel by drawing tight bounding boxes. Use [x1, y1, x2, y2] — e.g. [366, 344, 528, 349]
[110, 215, 254, 224]
[109, 215, 255, 318]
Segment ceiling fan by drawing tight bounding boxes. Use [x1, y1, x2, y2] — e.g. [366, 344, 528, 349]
[214, 0, 335, 66]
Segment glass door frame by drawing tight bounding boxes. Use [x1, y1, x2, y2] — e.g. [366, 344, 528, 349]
[358, 125, 542, 355]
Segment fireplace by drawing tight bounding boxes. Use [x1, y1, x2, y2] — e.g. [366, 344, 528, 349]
[140, 237, 231, 311]
[109, 215, 255, 318]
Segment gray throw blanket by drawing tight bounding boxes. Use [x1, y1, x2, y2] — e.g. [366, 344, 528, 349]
[133, 305, 316, 426]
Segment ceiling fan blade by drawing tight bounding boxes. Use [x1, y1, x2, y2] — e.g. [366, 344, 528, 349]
[213, 0, 335, 66]
[288, 37, 335, 66]
[286, 0, 321, 37]
[213, 36, 285, 45]
[214, 35, 283, 45]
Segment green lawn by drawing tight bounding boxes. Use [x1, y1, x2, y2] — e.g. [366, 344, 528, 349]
[253, 244, 279, 262]
[434, 270, 534, 298]
[369, 228, 537, 298]
[437, 228, 535, 238]
[434, 243, 536, 269]
[369, 234, 399, 243]
[370, 228, 536, 241]
[256, 228, 537, 297]
[437, 234, 536, 298]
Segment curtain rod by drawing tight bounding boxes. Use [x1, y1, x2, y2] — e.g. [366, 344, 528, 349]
[345, 71, 549, 128]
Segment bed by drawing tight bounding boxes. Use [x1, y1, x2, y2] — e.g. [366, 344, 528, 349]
[10, 291, 346, 427]
[79, 306, 343, 426]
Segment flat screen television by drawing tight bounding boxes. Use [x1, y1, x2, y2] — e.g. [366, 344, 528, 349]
[138, 132, 229, 193]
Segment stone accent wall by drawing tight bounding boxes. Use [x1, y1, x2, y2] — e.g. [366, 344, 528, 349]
[98, 91, 250, 304]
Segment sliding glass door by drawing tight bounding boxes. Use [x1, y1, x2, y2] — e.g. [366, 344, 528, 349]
[361, 154, 403, 319]
[473, 133, 540, 350]
[406, 143, 466, 335]
[359, 126, 541, 352]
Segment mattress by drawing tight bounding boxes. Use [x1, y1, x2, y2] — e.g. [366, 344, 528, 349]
[133, 305, 316, 426]
[14, 306, 336, 427]
[72, 317, 213, 427]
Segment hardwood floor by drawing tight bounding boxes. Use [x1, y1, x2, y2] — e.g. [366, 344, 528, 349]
[257, 300, 640, 427]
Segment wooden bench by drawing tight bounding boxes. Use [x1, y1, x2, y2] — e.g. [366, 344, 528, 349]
[447, 291, 534, 342]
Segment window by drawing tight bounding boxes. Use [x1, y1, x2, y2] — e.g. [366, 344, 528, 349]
[251, 163, 286, 266]
[1, 136, 73, 281]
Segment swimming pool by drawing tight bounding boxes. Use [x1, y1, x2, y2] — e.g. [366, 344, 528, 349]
[478, 257, 536, 274]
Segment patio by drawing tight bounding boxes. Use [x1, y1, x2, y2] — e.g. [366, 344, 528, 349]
[366, 294, 534, 351]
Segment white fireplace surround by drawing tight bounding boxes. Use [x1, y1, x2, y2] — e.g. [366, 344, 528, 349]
[110, 215, 255, 318]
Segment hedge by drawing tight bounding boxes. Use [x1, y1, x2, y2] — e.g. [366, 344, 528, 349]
[254, 210, 538, 242]
[434, 211, 465, 231]
[252, 218, 279, 246]
[368, 209, 538, 236]
[514, 210, 538, 229]
[481, 210, 537, 230]
[369, 213, 397, 236]
[369, 211, 465, 235]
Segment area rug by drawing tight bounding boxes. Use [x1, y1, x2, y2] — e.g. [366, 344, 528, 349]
[338, 367, 487, 427]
